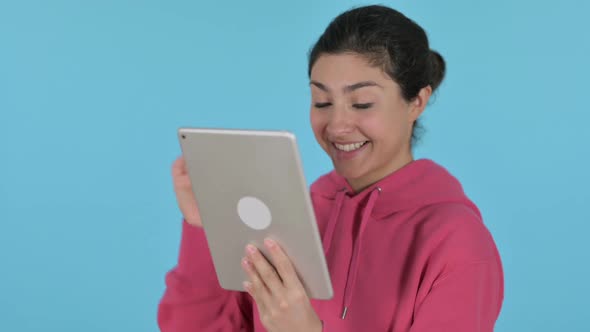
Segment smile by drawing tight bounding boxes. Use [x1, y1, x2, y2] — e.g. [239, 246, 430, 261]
[333, 141, 369, 152]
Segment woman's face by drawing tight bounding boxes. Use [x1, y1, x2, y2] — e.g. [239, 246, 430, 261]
[310, 53, 429, 192]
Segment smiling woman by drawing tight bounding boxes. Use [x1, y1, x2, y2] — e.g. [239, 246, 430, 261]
[308, 5, 445, 193]
[309, 54, 431, 192]
[158, 5, 503, 332]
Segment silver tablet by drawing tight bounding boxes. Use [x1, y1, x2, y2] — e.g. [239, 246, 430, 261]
[178, 128, 333, 300]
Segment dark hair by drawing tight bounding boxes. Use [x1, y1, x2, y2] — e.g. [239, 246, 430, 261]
[308, 5, 446, 145]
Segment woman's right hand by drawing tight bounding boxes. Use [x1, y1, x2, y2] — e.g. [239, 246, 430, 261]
[172, 156, 202, 227]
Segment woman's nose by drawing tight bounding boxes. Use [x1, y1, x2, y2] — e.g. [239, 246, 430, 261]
[326, 107, 354, 136]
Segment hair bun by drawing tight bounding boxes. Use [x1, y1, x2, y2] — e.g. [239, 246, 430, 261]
[428, 50, 446, 91]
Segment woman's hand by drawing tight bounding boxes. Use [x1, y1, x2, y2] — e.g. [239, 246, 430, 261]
[171, 156, 202, 227]
[242, 239, 323, 332]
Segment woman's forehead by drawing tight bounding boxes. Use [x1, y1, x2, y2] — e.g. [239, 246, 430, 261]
[310, 55, 395, 92]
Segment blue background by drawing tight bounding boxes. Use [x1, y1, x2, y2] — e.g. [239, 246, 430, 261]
[1, 0, 588, 331]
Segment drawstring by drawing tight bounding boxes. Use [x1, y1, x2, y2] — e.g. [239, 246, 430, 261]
[322, 188, 347, 254]
[341, 187, 381, 319]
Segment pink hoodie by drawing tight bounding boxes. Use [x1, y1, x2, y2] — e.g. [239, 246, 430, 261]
[158, 159, 504, 331]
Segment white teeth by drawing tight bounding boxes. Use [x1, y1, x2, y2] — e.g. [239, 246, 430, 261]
[334, 141, 367, 152]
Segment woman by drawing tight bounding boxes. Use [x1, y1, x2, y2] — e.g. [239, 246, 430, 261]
[158, 5, 504, 332]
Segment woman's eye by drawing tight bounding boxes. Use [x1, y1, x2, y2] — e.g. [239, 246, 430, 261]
[353, 103, 373, 110]
[314, 102, 332, 109]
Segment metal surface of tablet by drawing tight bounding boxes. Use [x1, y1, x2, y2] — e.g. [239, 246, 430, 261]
[178, 128, 333, 299]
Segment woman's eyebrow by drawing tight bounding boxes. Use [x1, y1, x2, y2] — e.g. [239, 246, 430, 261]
[310, 80, 329, 92]
[310, 80, 383, 93]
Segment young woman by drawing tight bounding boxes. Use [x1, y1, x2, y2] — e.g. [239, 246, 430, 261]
[159, 5, 504, 332]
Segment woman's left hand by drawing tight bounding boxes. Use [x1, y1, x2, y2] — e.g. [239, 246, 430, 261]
[242, 239, 323, 332]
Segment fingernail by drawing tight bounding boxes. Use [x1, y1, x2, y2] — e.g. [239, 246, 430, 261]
[243, 281, 252, 292]
[246, 245, 257, 255]
[264, 238, 276, 249]
[242, 258, 250, 268]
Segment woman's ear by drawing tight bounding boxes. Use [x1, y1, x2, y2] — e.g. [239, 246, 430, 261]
[408, 85, 432, 122]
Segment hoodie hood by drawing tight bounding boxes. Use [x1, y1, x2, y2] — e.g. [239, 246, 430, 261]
[311, 158, 481, 220]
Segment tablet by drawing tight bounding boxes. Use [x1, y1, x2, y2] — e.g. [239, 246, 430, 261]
[178, 128, 333, 300]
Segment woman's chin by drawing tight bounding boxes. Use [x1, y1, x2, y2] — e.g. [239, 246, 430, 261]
[333, 165, 367, 185]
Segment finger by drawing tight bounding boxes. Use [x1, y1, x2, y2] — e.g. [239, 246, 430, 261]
[241, 257, 270, 310]
[174, 173, 193, 190]
[246, 244, 285, 295]
[172, 156, 187, 176]
[264, 238, 301, 288]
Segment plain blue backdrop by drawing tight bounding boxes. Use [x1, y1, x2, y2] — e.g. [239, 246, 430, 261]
[1, 0, 588, 331]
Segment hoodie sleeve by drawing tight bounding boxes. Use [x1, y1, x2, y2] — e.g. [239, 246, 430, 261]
[158, 220, 254, 332]
[409, 258, 503, 331]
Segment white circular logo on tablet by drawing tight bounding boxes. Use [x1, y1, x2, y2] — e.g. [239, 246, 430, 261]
[237, 196, 272, 230]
